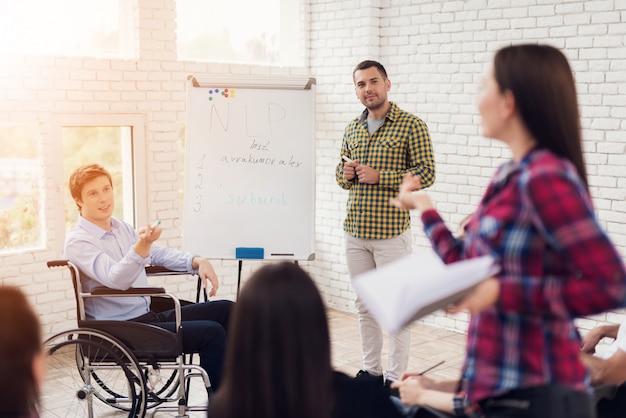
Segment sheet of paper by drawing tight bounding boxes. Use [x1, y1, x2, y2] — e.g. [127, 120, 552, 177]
[352, 249, 498, 333]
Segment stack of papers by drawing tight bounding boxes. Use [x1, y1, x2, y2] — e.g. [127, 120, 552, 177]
[352, 250, 499, 334]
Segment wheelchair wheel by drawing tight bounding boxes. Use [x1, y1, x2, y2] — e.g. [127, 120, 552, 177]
[41, 329, 147, 418]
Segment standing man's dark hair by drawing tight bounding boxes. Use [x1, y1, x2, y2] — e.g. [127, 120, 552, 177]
[0, 286, 44, 416]
[336, 59, 436, 390]
[353, 60, 388, 81]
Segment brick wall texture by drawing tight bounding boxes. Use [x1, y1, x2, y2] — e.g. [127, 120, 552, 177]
[1, 0, 625, 340]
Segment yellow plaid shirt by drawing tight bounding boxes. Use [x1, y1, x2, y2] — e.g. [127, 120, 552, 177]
[335, 102, 436, 239]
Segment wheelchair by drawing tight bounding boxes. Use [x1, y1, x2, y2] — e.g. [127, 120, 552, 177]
[42, 260, 211, 417]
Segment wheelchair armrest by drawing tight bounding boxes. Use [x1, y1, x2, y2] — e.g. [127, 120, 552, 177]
[91, 286, 167, 296]
[88, 286, 183, 329]
[145, 265, 189, 276]
[145, 265, 206, 303]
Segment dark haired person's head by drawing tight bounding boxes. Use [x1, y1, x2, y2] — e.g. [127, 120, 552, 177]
[492, 44, 587, 186]
[218, 262, 334, 418]
[353, 60, 388, 82]
[0, 286, 44, 415]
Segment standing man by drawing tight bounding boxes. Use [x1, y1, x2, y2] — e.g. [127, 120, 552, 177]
[335, 60, 435, 389]
[63, 163, 233, 392]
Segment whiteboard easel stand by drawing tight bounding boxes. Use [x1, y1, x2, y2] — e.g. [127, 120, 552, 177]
[235, 259, 300, 299]
[237, 259, 243, 297]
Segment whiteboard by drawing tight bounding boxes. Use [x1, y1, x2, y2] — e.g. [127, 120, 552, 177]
[182, 76, 316, 261]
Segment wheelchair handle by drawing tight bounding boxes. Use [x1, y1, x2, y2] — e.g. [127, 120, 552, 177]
[47, 259, 70, 268]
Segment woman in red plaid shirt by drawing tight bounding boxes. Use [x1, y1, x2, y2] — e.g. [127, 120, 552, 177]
[390, 44, 626, 418]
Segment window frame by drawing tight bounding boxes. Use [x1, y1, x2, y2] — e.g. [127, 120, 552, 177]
[50, 114, 147, 250]
[0, 122, 42, 253]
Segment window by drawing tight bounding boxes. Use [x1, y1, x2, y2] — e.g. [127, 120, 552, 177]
[0, 124, 42, 252]
[176, 0, 305, 66]
[62, 127, 135, 230]
[50, 114, 147, 251]
[0, 0, 134, 58]
[0, 117, 145, 254]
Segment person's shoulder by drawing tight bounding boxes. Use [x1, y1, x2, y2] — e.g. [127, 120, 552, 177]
[347, 116, 361, 126]
[345, 110, 366, 128]
[64, 218, 91, 242]
[389, 103, 428, 125]
[524, 148, 580, 183]
[332, 371, 402, 418]
[333, 370, 383, 393]
[525, 148, 574, 170]
[65, 221, 83, 236]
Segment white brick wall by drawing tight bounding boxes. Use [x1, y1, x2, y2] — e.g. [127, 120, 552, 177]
[0, 0, 625, 341]
[308, 0, 626, 335]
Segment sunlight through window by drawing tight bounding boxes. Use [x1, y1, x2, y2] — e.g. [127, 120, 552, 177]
[176, 0, 304, 66]
[0, 0, 133, 58]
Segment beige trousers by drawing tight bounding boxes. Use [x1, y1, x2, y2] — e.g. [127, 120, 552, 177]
[345, 230, 413, 381]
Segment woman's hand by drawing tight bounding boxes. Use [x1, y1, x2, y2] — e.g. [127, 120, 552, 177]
[580, 324, 618, 354]
[392, 376, 430, 406]
[398, 373, 439, 390]
[391, 376, 455, 413]
[581, 328, 604, 354]
[389, 173, 435, 212]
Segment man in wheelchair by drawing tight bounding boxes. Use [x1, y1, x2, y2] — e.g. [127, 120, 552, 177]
[63, 163, 234, 393]
[581, 319, 626, 418]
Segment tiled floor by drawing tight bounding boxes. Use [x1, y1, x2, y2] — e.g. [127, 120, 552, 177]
[329, 309, 465, 382]
[39, 308, 465, 417]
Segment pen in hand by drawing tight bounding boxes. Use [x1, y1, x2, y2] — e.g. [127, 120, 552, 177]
[388, 360, 446, 384]
[417, 360, 445, 376]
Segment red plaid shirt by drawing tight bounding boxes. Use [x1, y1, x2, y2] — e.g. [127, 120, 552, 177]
[422, 148, 626, 416]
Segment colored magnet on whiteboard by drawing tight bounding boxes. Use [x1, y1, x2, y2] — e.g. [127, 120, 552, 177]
[236, 247, 265, 259]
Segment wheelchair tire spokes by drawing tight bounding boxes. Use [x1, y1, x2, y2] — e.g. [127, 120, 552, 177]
[42, 329, 147, 418]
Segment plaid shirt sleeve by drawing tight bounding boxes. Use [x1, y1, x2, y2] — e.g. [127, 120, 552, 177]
[498, 158, 626, 317]
[420, 209, 465, 263]
[335, 122, 357, 191]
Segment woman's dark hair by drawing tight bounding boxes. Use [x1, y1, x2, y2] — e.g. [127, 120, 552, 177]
[218, 262, 334, 418]
[493, 44, 588, 188]
[0, 286, 42, 414]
